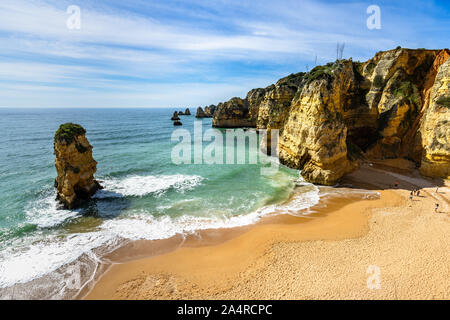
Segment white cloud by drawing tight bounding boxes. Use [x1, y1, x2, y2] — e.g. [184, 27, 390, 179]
[0, 0, 446, 108]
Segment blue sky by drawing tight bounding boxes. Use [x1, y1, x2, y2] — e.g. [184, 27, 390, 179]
[0, 0, 448, 108]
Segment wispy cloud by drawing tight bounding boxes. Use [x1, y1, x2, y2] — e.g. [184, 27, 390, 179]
[0, 0, 448, 108]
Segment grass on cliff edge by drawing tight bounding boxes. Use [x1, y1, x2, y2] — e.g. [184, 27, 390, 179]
[55, 123, 86, 144]
[304, 62, 339, 85]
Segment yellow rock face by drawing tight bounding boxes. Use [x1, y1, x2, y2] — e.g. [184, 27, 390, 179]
[364, 49, 440, 160]
[420, 59, 450, 179]
[210, 48, 449, 184]
[54, 130, 100, 209]
[212, 98, 254, 128]
[278, 61, 356, 185]
[213, 73, 304, 129]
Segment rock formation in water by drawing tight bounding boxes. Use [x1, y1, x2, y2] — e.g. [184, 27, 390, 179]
[185, 108, 191, 115]
[211, 47, 450, 184]
[54, 123, 101, 209]
[212, 73, 304, 130]
[171, 111, 180, 120]
[204, 105, 216, 117]
[174, 120, 183, 126]
[196, 107, 206, 118]
[212, 98, 253, 127]
[196, 105, 216, 118]
[178, 110, 184, 115]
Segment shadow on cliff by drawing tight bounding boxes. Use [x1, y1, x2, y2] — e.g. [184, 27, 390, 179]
[337, 162, 446, 192]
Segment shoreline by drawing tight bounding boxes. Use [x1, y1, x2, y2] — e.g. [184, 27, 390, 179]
[83, 163, 449, 300]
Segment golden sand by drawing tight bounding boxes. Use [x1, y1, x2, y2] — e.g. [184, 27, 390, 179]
[84, 164, 449, 300]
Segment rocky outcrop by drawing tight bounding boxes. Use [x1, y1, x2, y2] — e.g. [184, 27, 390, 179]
[204, 105, 216, 117]
[363, 49, 441, 160]
[171, 111, 180, 121]
[196, 107, 207, 118]
[279, 61, 357, 185]
[208, 47, 450, 184]
[174, 120, 183, 126]
[195, 106, 216, 118]
[212, 98, 254, 127]
[256, 73, 305, 131]
[185, 108, 191, 115]
[213, 73, 304, 129]
[178, 110, 184, 115]
[420, 59, 450, 179]
[54, 123, 101, 209]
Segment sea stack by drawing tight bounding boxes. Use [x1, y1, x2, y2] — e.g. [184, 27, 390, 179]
[178, 110, 184, 115]
[195, 107, 207, 118]
[171, 111, 180, 120]
[54, 123, 101, 209]
[185, 108, 191, 115]
[174, 120, 183, 126]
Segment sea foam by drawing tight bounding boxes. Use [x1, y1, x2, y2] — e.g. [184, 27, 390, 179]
[0, 174, 321, 297]
[94, 174, 204, 198]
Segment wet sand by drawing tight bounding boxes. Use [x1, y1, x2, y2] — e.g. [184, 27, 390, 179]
[84, 164, 449, 300]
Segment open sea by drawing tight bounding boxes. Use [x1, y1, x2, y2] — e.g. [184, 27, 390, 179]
[0, 108, 322, 299]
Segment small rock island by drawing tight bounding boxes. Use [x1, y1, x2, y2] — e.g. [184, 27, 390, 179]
[54, 123, 102, 209]
[171, 111, 180, 120]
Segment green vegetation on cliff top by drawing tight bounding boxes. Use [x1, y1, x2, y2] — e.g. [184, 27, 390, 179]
[55, 123, 86, 144]
[304, 62, 339, 85]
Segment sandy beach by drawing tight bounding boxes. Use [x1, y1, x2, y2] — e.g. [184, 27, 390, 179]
[84, 162, 449, 300]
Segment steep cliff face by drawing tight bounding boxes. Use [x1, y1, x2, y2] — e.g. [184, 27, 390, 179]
[257, 73, 305, 131]
[278, 61, 357, 185]
[212, 98, 253, 127]
[209, 47, 450, 184]
[420, 59, 450, 179]
[363, 49, 440, 160]
[213, 73, 304, 129]
[196, 106, 215, 118]
[247, 88, 266, 125]
[54, 123, 101, 209]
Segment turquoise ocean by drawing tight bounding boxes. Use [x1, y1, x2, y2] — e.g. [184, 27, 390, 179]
[0, 108, 322, 299]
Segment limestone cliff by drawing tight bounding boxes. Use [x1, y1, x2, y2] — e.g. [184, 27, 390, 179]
[213, 73, 304, 129]
[279, 61, 357, 185]
[210, 48, 450, 184]
[196, 106, 215, 118]
[256, 73, 305, 131]
[54, 123, 101, 209]
[212, 98, 254, 127]
[420, 59, 450, 179]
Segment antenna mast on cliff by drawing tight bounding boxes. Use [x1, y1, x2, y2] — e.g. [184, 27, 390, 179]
[336, 42, 345, 61]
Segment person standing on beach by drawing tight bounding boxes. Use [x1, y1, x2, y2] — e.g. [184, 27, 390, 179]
[435, 203, 439, 213]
